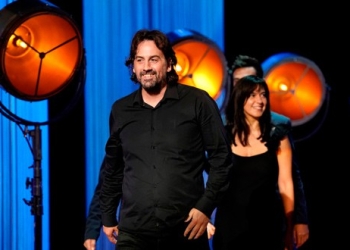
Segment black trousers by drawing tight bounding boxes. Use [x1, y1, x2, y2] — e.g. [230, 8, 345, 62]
[116, 229, 210, 250]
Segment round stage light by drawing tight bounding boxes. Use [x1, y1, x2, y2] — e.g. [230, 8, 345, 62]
[262, 52, 327, 126]
[167, 29, 228, 103]
[0, 0, 84, 101]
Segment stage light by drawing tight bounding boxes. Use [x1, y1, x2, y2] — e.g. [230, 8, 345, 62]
[0, 0, 84, 101]
[0, 1, 85, 250]
[167, 29, 229, 108]
[262, 52, 327, 127]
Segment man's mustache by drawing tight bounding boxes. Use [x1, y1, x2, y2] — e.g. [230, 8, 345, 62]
[140, 70, 156, 76]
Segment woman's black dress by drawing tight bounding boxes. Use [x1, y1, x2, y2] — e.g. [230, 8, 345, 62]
[212, 125, 289, 250]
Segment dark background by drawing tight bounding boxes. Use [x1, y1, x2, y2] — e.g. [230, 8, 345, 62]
[47, 1, 348, 249]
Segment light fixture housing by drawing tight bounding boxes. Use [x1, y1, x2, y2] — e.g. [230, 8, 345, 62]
[167, 29, 229, 110]
[262, 52, 327, 126]
[0, 0, 84, 101]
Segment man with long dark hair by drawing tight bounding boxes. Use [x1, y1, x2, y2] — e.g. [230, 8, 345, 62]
[98, 29, 233, 250]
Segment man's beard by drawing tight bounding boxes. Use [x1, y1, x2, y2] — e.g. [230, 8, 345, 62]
[139, 71, 164, 93]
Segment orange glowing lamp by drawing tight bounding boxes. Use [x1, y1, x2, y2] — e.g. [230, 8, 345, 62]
[0, 0, 84, 101]
[167, 29, 228, 101]
[262, 53, 327, 126]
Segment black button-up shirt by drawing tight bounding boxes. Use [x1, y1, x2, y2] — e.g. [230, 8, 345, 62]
[100, 82, 232, 236]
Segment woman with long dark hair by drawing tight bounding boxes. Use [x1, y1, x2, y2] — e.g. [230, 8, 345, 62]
[213, 75, 294, 250]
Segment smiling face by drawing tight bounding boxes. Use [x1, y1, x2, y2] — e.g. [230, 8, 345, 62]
[243, 85, 267, 120]
[133, 40, 171, 91]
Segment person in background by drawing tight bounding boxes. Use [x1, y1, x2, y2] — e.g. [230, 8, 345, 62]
[83, 158, 105, 250]
[99, 29, 233, 250]
[229, 55, 309, 248]
[208, 55, 310, 247]
[213, 75, 294, 249]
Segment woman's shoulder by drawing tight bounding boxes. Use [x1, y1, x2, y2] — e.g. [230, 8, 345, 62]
[267, 123, 291, 150]
[270, 123, 291, 138]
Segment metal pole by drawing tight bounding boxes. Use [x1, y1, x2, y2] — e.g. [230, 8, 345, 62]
[30, 125, 43, 250]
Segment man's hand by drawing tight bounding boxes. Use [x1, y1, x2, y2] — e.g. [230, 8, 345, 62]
[293, 223, 309, 248]
[184, 208, 210, 240]
[103, 225, 119, 244]
[83, 239, 96, 250]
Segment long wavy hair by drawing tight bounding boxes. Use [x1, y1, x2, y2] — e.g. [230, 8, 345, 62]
[225, 75, 271, 146]
[125, 29, 179, 84]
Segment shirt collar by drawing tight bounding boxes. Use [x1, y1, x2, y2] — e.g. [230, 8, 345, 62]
[163, 82, 179, 100]
[132, 82, 180, 106]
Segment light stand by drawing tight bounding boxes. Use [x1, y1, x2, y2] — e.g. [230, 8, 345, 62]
[24, 125, 43, 250]
[0, 1, 85, 249]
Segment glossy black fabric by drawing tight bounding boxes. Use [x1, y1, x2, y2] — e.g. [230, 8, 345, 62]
[212, 124, 289, 250]
[100, 82, 233, 238]
[271, 112, 309, 224]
